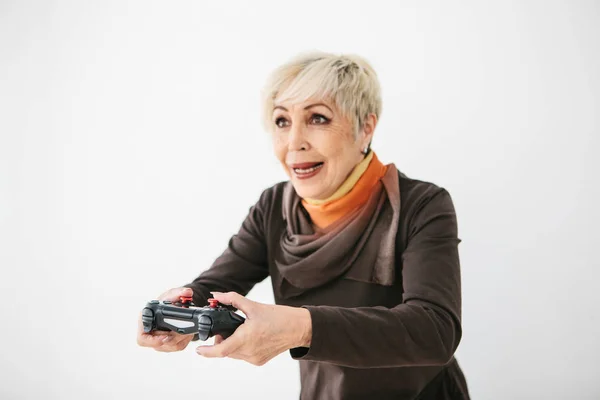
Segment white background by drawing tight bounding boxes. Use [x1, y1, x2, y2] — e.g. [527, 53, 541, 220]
[1, 1, 599, 399]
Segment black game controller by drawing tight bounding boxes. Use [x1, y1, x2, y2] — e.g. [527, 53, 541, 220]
[141, 296, 245, 341]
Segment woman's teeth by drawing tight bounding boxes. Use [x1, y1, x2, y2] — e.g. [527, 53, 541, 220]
[294, 164, 324, 174]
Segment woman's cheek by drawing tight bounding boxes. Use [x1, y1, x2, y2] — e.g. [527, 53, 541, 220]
[272, 137, 286, 158]
[279, 160, 292, 178]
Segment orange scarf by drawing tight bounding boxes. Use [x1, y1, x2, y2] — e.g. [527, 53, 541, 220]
[301, 152, 388, 229]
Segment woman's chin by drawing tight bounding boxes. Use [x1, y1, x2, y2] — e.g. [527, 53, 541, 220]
[292, 183, 324, 200]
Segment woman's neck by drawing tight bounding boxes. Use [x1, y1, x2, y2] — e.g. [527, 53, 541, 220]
[304, 151, 374, 206]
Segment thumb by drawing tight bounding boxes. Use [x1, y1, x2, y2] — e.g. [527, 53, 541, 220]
[210, 292, 255, 316]
[159, 287, 193, 302]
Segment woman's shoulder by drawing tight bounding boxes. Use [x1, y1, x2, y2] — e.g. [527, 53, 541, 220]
[395, 168, 457, 221]
[256, 180, 290, 204]
[249, 180, 292, 221]
[398, 169, 449, 196]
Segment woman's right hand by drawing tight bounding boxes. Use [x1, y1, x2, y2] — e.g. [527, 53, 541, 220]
[136, 287, 196, 352]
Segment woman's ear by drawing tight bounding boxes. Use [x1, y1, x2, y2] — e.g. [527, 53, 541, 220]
[360, 113, 377, 149]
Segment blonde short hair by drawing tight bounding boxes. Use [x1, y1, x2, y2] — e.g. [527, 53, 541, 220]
[261, 51, 382, 139]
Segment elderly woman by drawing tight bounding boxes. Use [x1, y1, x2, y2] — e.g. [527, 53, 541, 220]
[137, 51, 470, 399]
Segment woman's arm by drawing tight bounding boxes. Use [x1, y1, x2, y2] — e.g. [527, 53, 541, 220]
[291, 188, 463, 368]
[137, 191, 271, 353]
[183, 190, 271, 306]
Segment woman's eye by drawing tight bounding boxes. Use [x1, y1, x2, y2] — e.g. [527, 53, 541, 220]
[311, 114, 329, 124]
[275, 117, 289, 128]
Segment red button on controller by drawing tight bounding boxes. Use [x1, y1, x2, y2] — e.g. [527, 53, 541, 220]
[180, 296, 193, 304]
[208, 298, 219, 308]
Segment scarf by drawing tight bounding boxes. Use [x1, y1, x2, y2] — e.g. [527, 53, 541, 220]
[274, 154, 401, 299]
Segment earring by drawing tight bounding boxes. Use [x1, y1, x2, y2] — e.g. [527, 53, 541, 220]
[362, 147, 369, 155]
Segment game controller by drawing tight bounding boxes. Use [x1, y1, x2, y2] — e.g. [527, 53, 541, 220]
[141, 296, 245, 341]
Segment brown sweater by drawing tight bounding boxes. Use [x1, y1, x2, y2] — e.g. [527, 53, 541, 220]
[185, 169, 470, 399]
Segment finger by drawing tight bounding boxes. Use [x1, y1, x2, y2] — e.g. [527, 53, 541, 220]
[157, 331, 179, 344]
[165, 333, 193, 347]
[214, 334, 224, 345]
[196, 333, 244, 358]
[154, 343, 185, 353]
[158, 287, 193, 302]
[155, 334, 193, 352]
[210, 292, 255, 316]
[137, 332, 170, 348]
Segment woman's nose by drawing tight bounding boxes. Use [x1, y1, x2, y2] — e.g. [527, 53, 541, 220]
[288, 123, 308, 151]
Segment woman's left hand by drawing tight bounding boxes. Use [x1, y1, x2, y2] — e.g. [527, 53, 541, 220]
[196, 291, 312, 366]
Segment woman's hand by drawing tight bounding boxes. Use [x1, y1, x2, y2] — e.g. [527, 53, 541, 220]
[196, 292, 312, 366]
[136, 287, 196, 352]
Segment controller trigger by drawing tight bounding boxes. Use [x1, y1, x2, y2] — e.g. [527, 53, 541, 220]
[179, 296, 193, 305]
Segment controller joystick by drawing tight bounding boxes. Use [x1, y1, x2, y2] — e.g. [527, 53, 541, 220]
[208, 298, 219, 308]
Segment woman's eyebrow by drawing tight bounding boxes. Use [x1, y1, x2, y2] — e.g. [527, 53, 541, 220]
[273, 103, 333, 113]
[304, 103, 333, 112]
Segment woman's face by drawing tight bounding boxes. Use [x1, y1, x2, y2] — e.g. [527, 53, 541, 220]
[271, 98, 374, 200]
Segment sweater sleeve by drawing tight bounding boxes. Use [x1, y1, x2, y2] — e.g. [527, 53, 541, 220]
[183, 191, 270, 306]
[290, 188, 463, 368]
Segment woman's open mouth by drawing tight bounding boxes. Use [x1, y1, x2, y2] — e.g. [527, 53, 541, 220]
[290, 162, 324, 180]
